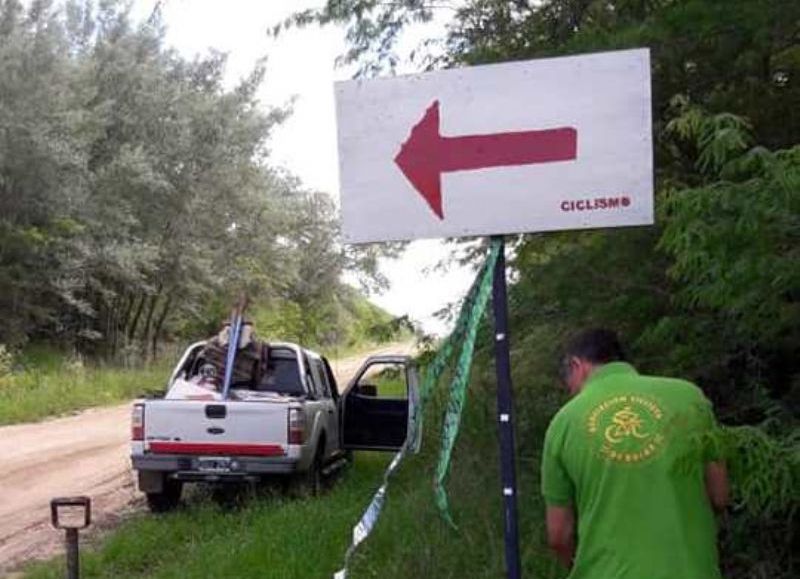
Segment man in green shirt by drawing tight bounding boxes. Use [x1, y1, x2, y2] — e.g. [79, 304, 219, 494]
[541, 328, 729, 579]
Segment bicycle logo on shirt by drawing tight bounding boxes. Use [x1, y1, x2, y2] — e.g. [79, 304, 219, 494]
[587, 395, 666, 464]
[604, 406, 651, 444]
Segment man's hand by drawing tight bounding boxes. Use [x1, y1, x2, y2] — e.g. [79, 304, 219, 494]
[705, 461, 730, 512]
[546, 505, 576, 569]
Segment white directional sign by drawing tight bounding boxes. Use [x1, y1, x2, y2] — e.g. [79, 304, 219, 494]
[335, 48, 653, 244]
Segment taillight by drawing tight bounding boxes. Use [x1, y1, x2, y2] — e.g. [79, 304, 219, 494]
[288, 408, 305, 445]
[131, 403, 144, 441]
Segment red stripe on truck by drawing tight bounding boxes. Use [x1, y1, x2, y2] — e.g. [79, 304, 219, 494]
[149, 442, 286, 457]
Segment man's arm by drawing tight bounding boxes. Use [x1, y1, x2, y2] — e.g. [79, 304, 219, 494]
[546, 505, 576, 569]
[705, 461, 730, 512]
[542, 413, 576, 567]
[692, 389, 729, 512]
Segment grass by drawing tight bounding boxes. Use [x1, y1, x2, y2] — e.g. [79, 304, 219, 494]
[22, 453, 395, 579]
[11, 334, 792, 578]
[0, 346, 171, 425]
[19, 360, 567, 579]
[20, 425, 564, 579]
[343, 416, 564, 579]
[364, 367, 408, 397]
[11, 340, 568, 579]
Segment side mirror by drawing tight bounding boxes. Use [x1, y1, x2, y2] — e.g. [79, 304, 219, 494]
[356, 384, 378, 397]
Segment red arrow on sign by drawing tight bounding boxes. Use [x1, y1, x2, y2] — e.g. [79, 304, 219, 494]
[394, 100, 578, 220]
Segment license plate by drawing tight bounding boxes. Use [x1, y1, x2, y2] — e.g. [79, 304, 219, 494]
[196, 457, 232, 473]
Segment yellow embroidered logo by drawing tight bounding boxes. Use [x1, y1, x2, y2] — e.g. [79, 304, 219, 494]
[605, 406, 650, 443]
[587, 395, 665, 464]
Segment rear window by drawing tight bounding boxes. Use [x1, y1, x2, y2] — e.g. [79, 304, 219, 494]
[252, 348, 303, 395]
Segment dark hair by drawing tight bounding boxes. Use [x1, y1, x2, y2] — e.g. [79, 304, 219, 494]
[561, 328, 626, 365]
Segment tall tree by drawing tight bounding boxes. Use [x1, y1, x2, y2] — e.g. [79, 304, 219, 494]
[0, 0, 391, 358]
[290, 1, 800, 576]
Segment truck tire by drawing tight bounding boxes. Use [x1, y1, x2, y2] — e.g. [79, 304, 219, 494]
[291, 445, 323, 498]
[211, 484, 244, 509]
[146, 479, 183, 513]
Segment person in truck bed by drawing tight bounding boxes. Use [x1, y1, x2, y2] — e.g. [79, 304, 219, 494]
[189, 330, 308, 398]
[198, 320, 265, 389]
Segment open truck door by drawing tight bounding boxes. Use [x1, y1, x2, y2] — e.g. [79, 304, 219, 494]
[341, 355, 420, 452]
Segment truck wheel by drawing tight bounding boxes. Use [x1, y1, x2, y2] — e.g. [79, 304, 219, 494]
[146, 479, 183, 513]
[210, 485, 236, 509]
[291, 447, 323, 498]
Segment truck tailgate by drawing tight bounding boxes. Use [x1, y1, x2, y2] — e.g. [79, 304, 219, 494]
[144, 400, 289, 456]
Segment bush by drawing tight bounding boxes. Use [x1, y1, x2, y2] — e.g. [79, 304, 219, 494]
[0, 344, 14, 378]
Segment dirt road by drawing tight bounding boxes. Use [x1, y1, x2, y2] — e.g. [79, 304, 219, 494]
[0, 342, 414, 575]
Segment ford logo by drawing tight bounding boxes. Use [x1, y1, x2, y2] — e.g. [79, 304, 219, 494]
[207, 427, 225, 435]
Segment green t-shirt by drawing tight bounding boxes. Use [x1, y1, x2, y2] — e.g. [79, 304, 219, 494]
[541, 362, 721, 579]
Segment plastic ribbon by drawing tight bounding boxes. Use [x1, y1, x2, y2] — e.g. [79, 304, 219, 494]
[334, 239, 501, 577]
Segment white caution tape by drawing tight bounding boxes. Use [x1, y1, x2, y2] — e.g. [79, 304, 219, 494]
[334, 448, 407, 578]
[335, 359, 425, 578]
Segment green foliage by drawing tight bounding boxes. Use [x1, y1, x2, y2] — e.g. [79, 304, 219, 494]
[720, 426, 799, 517]
[715, 425, 800, 579]
[4, 0, 798, 576]
[342, 347, 566, 579]
[0, 288, 405, 425]
[251, 286, 406, 352]
[505, 110, 800, 579]
[0, 344, 13, 377]
[0, 0, 391, 362]
[274, 0, 439, 77]
[252, 299, 305, 344]
[661, 145, 800, 343]
[295, 0, 800, 576]
[0, 346, 169, 425]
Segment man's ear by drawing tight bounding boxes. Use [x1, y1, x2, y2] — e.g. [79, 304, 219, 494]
[566, 357, 583, 395]
[577, 358, 592, 381]
[569, 358, 594, 395]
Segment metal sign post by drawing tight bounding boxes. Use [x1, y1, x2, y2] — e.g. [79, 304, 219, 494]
[65, 528, 80, 579]
[491, 236, 522, 579]
[50, 496, 91, 579]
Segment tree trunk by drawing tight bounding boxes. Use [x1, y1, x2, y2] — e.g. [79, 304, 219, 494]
[140, 288, 161, 358]
[108, 293, 127, 359]
[106, 297, 118, 359]
[120, 293, 135, 336]
[151, 292, 174, 361]
[127, 293, 146, 341]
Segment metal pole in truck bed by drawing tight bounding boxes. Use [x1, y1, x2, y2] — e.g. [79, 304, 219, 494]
[221, 295, 248, 400]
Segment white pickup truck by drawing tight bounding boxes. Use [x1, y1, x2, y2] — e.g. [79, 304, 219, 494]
[130, 341, 418, 511]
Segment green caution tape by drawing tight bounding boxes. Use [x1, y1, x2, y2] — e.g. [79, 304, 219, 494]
[417, 241, 501, 419]
[433, 239, 500, 527]
[334, 239, 501, 578]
